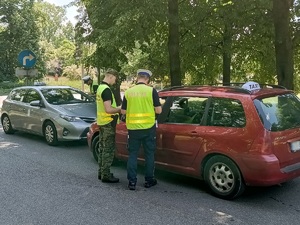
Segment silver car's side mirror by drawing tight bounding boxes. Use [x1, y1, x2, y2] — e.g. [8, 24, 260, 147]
[30, 100, 44, 108]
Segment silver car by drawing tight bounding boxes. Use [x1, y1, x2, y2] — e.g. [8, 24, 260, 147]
[1, 85, 96, 146]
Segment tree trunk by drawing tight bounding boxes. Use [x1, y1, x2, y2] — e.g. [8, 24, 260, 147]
[272, 0, 294, 90]
[168, 0, 181, 86]
[222, 24, 232, 85]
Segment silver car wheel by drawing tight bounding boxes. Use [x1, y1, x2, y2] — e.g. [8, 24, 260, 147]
[45, 125, 54, 142]
[1, 115, 14, 134]
[44, 121, 58, 146]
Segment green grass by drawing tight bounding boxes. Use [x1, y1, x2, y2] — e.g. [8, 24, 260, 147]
[44, 76, 82, 89]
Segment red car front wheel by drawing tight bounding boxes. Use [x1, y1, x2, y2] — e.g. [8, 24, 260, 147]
[91, 135, 100, 162]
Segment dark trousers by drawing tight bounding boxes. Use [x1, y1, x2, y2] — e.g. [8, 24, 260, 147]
[127, 125, 156, 183]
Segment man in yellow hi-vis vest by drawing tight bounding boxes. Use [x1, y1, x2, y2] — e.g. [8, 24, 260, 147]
[121, 69, 162, 190]
[96, 68, 121, 183]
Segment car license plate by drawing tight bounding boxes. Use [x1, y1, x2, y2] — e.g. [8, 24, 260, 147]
[290, 141, 300, 152]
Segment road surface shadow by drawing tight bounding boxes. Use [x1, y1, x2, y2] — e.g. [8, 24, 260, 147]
[6, 131, 88, 147]
[112, 159, 209, 193]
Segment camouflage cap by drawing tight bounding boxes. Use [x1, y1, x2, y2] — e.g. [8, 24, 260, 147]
[105, 68, 118, 77]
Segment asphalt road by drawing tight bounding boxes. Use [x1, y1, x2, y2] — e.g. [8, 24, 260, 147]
[1, 125, 300, 225]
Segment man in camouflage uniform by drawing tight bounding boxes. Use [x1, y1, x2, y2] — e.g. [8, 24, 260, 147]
[96, 68, 120, 183]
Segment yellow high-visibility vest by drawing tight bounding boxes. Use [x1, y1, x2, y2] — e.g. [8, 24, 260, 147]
[125, 84, 155, 130]
[90, 79, 98, 94]
[96, 84, 117, 125]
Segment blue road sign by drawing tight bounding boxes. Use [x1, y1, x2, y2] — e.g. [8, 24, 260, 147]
[18, 50, 37, 68]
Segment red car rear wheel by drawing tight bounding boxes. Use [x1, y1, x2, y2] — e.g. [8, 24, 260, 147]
[204, 155, 245, 200]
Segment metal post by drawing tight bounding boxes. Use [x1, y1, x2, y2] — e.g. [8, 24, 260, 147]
[81, 64, 84, 92]
[26, 69, 29, 86]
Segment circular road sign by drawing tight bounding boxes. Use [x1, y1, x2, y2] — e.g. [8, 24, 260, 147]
[18, 50, 37, 68]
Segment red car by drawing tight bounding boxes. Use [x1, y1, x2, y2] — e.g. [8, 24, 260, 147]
[87, 82, 300, 199]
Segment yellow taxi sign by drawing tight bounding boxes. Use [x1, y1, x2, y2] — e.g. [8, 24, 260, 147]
[242, 81, 261, 91]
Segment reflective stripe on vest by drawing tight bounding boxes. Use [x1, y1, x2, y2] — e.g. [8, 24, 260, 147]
[125, 84, 155, 130]
[96, 84, 117, 125]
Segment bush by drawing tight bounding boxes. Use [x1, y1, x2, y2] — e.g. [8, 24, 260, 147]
[0, 81, 23, 95]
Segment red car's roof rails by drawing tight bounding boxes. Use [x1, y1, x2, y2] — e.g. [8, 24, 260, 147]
[159, 83, 288, 95]
[160, 85, 209, 92]
[213, 82, 286, 89]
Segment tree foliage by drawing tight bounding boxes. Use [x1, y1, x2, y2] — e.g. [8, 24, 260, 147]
[0, 0, 77, 82]
[0, 0, 41, 81]
[78, 0, 300, 90]
[1, 0, 299, 91]
[34, 0, 76, 75]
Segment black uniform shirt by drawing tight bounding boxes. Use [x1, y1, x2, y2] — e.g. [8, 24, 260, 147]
[100, 81, 113, 104]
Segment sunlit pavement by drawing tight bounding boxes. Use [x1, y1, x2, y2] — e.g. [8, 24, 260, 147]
[0, 96, 7, 109]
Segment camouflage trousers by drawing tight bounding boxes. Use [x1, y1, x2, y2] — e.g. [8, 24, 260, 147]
[98, 122, 116, 179]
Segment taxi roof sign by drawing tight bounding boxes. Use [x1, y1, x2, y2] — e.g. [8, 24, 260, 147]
[242, 81, 261, 91]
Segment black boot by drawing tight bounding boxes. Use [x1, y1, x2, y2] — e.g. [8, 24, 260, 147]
[102, 174, 119, 183]
[128, 181, 136, 190]
[144, 179, 157, 188]
[98, 173, 113, 180]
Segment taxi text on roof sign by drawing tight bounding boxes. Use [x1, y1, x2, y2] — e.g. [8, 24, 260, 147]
[242, 81, 261, 91]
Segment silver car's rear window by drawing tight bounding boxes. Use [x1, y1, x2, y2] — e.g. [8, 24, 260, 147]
[254, 93, 300, 131]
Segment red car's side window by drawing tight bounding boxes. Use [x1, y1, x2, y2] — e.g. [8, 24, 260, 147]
[207, 98, 246, 128]
[165, 96, 208, 124]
